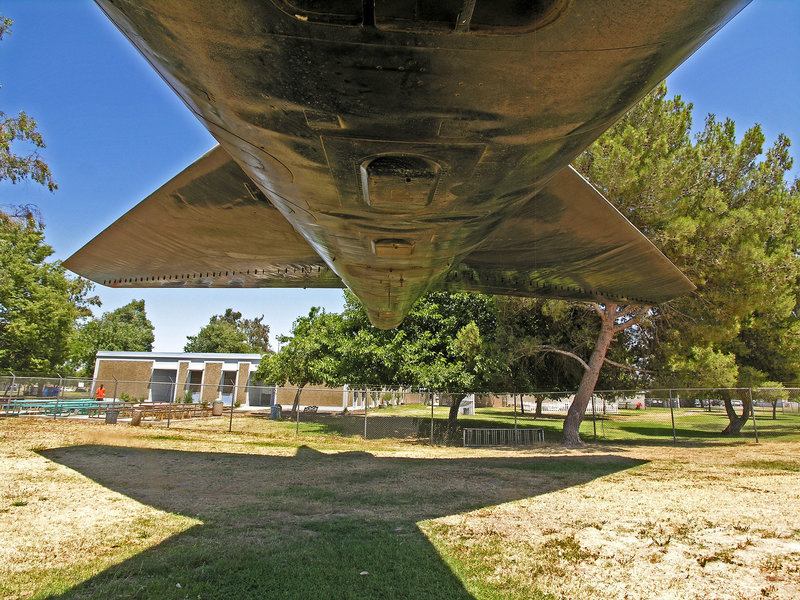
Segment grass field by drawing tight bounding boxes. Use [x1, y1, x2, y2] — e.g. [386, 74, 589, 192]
[1, 413, 799, 599]
[250, 403, 800, 446]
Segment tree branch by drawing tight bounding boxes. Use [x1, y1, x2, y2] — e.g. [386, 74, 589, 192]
[589, 302, 605, 319]
[615, 305, 637, 319]
[536, 345, 590, 372]
[603, 357, 655, 374]
[613, 305, 651, 333]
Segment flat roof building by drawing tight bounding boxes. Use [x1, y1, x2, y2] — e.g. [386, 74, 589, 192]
[92, 351, 273, 406]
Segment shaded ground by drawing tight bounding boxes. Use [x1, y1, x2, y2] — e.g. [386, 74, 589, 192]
[1, 417, 799, 599]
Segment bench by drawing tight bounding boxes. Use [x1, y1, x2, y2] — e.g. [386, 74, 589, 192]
[463, 427, 545, 447]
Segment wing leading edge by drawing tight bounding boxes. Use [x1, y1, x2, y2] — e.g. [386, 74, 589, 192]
[66, 150, 693, 306]
[63, 146, 343, 290]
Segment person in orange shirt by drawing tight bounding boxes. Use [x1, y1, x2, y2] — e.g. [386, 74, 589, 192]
[95, 384, 105, 401]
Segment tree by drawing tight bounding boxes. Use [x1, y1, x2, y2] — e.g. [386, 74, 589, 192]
[0, 17, 56, 191]
[574, 83, 800, 436]
[184, 308, 271, 354]
[557, 303, 650, 447]
[493, 297, 644, 420]
[756, 382, 786, 421]
[0, 211, 95, 373]
[254, 307, 343, 417]
[0, 17, 82, 373]
[335, 291, 500, 435]
[238, 313, 271, 353]
[71, 299, 155, 375]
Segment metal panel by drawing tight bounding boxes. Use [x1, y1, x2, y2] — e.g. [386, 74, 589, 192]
[69, 0, 748, 327]
[439, 167, 695, 304]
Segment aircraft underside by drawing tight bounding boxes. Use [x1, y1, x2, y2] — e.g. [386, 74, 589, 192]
[65, 0, 750, 328]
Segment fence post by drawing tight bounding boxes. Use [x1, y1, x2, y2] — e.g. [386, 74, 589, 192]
[4, 371, 16, 404]
[513, 394, 518, 446]
[53, 378, 59, 420]
[112, 376, 118, 406]
[669, 389, 676, 445]
[591, 395, 597, 441]
[229, 382, 236, 433]
[749, 387, 759, 443]
[429, 390, 434, 445]
[363, 394, 368, 439]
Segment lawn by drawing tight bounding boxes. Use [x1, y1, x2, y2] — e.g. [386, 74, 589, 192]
[280, 403, 800, 445]
[1, 415, 799, 599]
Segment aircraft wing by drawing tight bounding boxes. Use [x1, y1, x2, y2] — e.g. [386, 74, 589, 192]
[66, 146, 691, 305]
[437, 166, 695, 305]
[63, 146, 343, 290]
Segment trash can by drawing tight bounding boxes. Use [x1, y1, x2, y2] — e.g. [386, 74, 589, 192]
[212, 400, 224, 416]
[130, 410, 142, 426]
[105, 409, 119, 424]
[270, 404, 282, 420]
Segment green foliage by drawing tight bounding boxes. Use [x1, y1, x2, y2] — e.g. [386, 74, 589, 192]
[0, 16, 11, 39]
[0, 17, 56, 192]
[70, 300, 154, 375]
[666, 346, 738, 389]
[334, 290, 499, 392]
[184, 308, 270, 354]
[118, 392, 142, 403]
[0, 18, 84, 373]
[0, 212, 95, 373]
[574, 83, 800, 389]
[184, 320, 249, 354]
[492, 297, 634, 393]
[254, 307, 343, 387]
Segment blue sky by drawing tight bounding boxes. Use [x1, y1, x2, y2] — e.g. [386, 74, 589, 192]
[1, 1, 798, 351]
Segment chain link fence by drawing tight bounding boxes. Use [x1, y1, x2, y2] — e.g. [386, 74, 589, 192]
[2, 375, 798, 444]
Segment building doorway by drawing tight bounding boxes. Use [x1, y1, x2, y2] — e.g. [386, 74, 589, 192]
[150, 369, 177, 403]
[219, 371, 237, 406]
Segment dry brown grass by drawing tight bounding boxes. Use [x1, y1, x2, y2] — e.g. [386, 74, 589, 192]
[424, 443, 800, 599]
[1, 416, 799, 599]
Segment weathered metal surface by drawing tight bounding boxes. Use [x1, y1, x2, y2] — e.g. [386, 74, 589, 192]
[64, 146, 342, 290]
[66, 0, 749, 327]
[442, 167, 695, 304]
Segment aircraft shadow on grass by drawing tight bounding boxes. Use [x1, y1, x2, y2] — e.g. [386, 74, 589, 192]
[39, 445, 645, 599]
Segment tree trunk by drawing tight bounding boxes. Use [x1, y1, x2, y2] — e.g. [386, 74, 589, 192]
[447, 394, 463, 424]
[290, 382, 306, 419]
[519, 394, 526, 414]
[721, 393, 750, 435]
[447, 394, 466, 442]
[772, 401, 777, 420]
[535, 396, 543, 418]
[562, 306, 617, 447]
